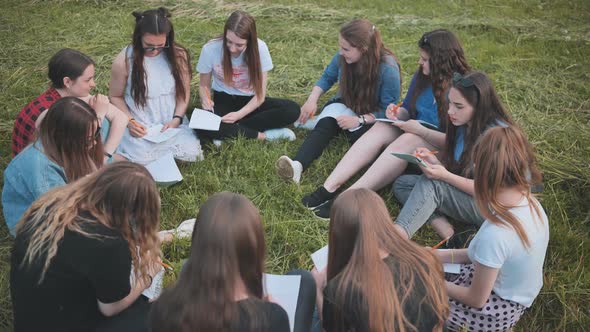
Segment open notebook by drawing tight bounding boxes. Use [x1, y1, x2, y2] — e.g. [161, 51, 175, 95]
[145, 153, 183, 187]
[263, 273, 301, 332]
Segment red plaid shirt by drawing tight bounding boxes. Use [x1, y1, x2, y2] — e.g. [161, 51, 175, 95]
[12, 88, 62, 156]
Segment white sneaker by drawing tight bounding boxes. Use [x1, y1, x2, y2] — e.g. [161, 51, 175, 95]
[158, 218, 196, 241]
[276, 155, 303, 184]
[212, 139, 222, 147]
[264, 128, 296, 141]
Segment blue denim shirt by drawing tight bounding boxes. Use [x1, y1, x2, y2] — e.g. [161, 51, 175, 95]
[315, 52, 401, 118]
[401, 72, 440, 128]
[2, 141, 67, 235]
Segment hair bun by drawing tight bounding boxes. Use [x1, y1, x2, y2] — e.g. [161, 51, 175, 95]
[158, 7, 171, 18]
[132, 11, 144, 21]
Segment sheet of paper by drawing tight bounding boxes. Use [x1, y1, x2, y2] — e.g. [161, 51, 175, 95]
[311, 245, 328, 272]
[374, 118, 398, 124]
[443, 263, 461, 274]
[142, 267, 165, 299]
[391, 152, 428, 168]
[263, 273, 301, 332]
[143, 124, 181, 143]
[145, 153, 183, 186]
[188, 108, 221, 131]
[417, 120, 439, 130]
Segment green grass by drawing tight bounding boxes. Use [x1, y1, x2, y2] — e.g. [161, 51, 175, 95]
[0, 0, 589, 330]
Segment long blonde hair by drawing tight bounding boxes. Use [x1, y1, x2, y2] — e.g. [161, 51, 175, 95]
[473, 126, 543, 247]
[327, 189, 448, 332]
[16, 162, 161, 286]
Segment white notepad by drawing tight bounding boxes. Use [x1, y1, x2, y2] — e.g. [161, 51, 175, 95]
[189, 108, 221, 131]
[311, 245, 329, 272]
[145, 153, 183, 187]
[142, 267, 165, 299]
[263, 273, 301, 332]
[143, 124, 181, 143]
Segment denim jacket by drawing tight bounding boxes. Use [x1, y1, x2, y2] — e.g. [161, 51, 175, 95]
[315, 52, 400, 119]
[2, 141, 67, 235]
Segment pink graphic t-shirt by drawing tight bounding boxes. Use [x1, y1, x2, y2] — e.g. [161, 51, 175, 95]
[196, 38, 273, 96]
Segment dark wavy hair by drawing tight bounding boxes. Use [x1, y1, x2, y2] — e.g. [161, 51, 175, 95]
[129, 7, 191, 108]
[47, 48, 95, 89]
[339, 19, 401, 115]
[408, 29, 470, 130]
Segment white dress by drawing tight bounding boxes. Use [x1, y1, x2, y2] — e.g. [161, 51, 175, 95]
[117, 46, 203, 165]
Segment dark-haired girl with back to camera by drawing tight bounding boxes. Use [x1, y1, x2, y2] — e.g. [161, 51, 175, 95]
[12, 48, 128, 160]
[392, 71, 514, 242]
[300, 29, 471, 221]
[195, 10, 301, 142]
[10, 162, 162, 332]
[277, 19, 401, 184]
[311, 188, 448, 332]
[110, 7, 202, 165]
[3, 97, 105, 236]
[150, 192, 316, 332]
[437, 126, 549, 331]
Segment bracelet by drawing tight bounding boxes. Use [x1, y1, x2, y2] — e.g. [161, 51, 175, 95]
[451, 249, 455, 264]
[172, 115, 183, 121]
[104, 151, 112, 158]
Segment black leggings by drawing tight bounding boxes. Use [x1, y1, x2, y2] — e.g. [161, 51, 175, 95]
[196, 91, 300, 140]
[294, 117, 372, 170]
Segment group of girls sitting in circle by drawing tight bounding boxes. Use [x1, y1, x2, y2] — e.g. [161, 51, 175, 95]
[4, 6, 549, 332]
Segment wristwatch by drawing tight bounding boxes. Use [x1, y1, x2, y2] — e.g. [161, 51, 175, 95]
[358, 115, 366, 126]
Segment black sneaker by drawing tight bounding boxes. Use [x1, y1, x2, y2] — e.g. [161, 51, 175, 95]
[313, 200, 332, 220]
[302, 186, 337, 210]
[444, 228, 477, 249]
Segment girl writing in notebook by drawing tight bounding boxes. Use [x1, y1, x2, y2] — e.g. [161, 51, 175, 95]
[311, 188, 448, 331]
[10, 162, 161, 332]
[150, 192, 316, 332]
[439, 126, 549, 331]
[3, 97, 105, 235]
[300, 29, 471, 220]
[276, 19, 401, 184]
[12, 48, 128, 161]
[392, 71, 514, 241]
[110, 7, 202, 164]
[195, 11, 300, 142]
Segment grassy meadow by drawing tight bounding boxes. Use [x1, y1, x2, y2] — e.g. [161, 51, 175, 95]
[0, 0, 589, 330]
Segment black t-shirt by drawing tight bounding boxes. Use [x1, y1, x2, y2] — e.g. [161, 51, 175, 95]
[11, 218, 133, 332]
[233, 298, 290, 332]
[322, 255, 440, 332]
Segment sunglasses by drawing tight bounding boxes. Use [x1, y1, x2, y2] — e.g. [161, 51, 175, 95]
[452, 72, 475, 88]
[142, 41, 169, 53]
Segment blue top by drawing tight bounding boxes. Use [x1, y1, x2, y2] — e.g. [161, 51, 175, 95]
[2, 142, 67, 235]
[315, 53, 401, 119]
[453, 119, 510, 162]
[401, 72, 439, 128]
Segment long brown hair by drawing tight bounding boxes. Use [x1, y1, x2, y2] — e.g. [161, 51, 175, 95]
[327, 189, 448, 332]
[37, 97, 103, 182]
[130, 7, 191, 107]
[16, 162, 161, 286]
[444, 71, 513, 176]
[221, 11, 263, 99]
[410, 29, 470, 130]
[150, 192, 267, 332]
[473, 126, 544, 247]
[339, 19, 401, 115]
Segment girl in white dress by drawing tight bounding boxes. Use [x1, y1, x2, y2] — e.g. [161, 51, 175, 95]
[110, 7, 202, 164]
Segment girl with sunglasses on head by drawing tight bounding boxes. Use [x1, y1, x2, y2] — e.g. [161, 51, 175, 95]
[110, 7, 203, 164]
[10, 162, 161, 332]
[392, 71, 514, 241]
[12, 48, 128, 161]
[311, 188, 448, 332]
[195, 10, 300, 142]
[276, 19, 401, 184]
[3, 97, 104, 236]
[300, 29, 470, 220]
[438, 126, 548, 331]
[150, 192, 316, 332]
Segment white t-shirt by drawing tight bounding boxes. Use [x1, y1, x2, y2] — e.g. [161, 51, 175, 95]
[467, 197, 549, 307]
[196, 38, 273, 96]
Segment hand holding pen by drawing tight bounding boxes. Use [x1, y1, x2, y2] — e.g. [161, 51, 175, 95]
[128, 117, 147, 138]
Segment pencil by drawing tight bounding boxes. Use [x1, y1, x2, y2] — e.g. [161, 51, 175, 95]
[387, 101, 403, 115]
[431, 236, 451, 250]
[415, 150, 438, 158]
[159, 261, 173, 271]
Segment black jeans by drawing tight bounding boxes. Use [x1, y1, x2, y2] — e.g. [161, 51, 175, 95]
[294, 117, 372, 170]
[286, 269, 317, 332]
[196, 90, 300, 140]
